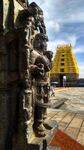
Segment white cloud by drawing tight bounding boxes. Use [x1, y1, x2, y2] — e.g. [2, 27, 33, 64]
[29, 0, 42, 5]
[47, 35, 77, 54]
[69, 12, 84, 23]
[74, 46, 84, 54]
[47, 39, 66, 54]
[38, 0, 84, 23]
[46, 21, 60, 32]
[79, 63, 84, 78]
[67, 35, 77, 47]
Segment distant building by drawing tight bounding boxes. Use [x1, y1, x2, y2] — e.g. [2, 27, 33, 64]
[50, 44, 79, 86]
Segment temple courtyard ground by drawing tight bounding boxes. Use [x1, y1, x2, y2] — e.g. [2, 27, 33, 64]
[48, 88, 84, 147]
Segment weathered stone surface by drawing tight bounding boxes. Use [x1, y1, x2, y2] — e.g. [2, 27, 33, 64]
[28, 120, 58, 150]
[0, 1, 55, 150]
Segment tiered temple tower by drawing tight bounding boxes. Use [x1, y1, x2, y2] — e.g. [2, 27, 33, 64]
[50, 44, 79, 86]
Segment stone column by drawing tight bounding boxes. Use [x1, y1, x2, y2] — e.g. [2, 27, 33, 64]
[0, 35, 9, 149]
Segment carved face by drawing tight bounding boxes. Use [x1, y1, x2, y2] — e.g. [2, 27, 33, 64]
[33, 33, 48, 52]
[38, 38, 47, 52]
[37, 10, 44, 22]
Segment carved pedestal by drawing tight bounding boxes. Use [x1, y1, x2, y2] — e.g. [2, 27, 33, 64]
[28, 120, 59, 150]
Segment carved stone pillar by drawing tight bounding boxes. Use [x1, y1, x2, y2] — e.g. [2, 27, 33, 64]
[0, 0, 3, 32]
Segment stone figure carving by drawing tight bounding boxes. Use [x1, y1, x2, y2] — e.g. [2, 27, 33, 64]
[15, 2, 53, 138]
[28, 2, 46, 34]
[0, 1, 59, 149]
[31, 33, 53, 137]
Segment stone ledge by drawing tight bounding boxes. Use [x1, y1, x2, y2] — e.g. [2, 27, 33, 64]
[28, 120, 60, 150]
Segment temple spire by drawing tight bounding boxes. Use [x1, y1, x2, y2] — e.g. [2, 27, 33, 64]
[50, 44, 79, 86]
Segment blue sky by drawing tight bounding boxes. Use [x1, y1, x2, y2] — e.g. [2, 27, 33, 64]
[29, 0, 84, 78]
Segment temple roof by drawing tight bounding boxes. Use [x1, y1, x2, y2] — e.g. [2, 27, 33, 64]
[50, 44, 79, 74]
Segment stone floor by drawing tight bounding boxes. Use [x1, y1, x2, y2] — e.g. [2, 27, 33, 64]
[53, 87, 84, 112]
[48, 88, 84, 146]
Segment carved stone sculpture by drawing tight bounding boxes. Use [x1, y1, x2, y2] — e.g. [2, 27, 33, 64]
[31, 33, 53, 137]
[0, 1, 59, 150]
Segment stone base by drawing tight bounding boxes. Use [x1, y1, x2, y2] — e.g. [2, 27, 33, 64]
[28, 120, 61, 150]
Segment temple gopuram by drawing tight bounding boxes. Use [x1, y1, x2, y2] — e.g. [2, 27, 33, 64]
[50, 44, 79, 86]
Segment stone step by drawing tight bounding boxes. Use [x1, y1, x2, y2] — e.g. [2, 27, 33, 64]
[28, 120, 58, 150]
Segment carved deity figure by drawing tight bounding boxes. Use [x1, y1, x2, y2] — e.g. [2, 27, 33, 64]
[15, 2, 53, 138]
[31, 33, 53, 137]
[0, 1, 54, 149]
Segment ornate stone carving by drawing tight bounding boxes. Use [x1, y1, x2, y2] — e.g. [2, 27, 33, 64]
[0, 1, 59, 150]
[31, 33, 53, 137]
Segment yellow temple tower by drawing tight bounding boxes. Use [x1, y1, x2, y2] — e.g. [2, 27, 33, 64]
[50, 44, 79, 86]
